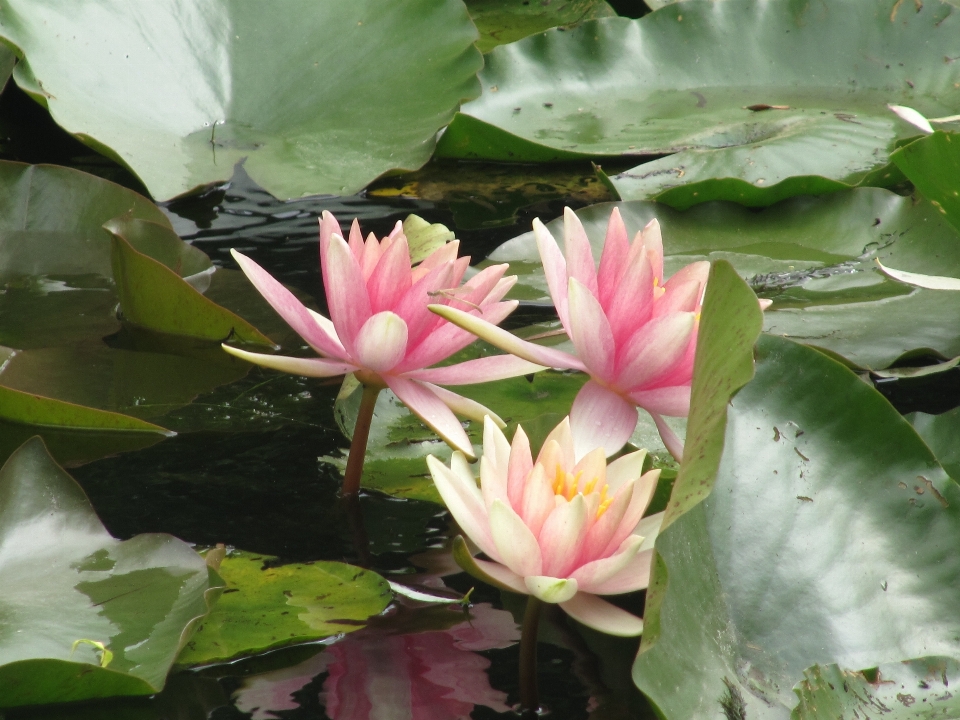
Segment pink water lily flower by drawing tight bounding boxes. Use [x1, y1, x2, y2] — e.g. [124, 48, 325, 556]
[428, 416, 659, 637]
[223, 211, 544, 462]
[432, 207, 767, 460]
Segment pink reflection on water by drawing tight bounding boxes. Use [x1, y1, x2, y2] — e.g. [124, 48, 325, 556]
[234, 603, 519, 719]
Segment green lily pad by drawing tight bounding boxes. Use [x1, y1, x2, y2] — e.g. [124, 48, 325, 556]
[436, 0, 960, 206]
[891, 131, 960, 234]
[487, 191, 960, 369]
[793, 658, 960, 719]
[175, 551, 391, 667]
[0, 0, 482, 200]
[908, 408, 960, 481]
[465, 0, 616, 53]
[107, 217, 272, 345]
[634, 334, 960, 718]
[0, 437, 217, 708]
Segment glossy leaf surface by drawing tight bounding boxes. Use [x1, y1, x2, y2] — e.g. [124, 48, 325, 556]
[634, 335, 960, 718]
[175, 551, 391, 666]
[891, 131, 960, 234]
[466, 0, 615, 53]
[437, 0, 960, 206]
[0, 438, 215, 708]
[0, 0, 482, 200]
[488, 192, 960, 369]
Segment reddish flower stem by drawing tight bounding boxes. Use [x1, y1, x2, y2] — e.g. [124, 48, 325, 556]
[341, 384, 381, 496]
[519, 595, 543, 717]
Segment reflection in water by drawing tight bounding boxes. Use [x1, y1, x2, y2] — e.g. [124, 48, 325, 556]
[234, 603, 519, 719]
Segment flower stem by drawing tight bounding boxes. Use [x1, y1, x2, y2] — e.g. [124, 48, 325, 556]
[341, 384, 381, 496]
[519, 595, 543, 717]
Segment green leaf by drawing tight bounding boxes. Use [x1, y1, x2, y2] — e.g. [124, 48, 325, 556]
[106, 217, 273, 345]
[175, 551, 392, 667]
[465, 0, 616, 54]
[892, 131, 960, 234]
[662, 261, 762, 528]
[908, 408, 960, 481]
[437, 1, 960, 205]
[402, 214, 456, 265]
[0, 437, 216, 708]
[0, 0, 482, 200]
[792, 658, 960, 719]
[487, 191, 960, 369]
[633, 335, 960, 719]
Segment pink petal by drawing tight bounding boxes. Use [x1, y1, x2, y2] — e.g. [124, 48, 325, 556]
[596, 207, 630, 311]
[628, 386, 692, 417]
[449, 264, 509, 311]
[533, 218, 570, 330]
[360, 231, 384, 281]
[584, 548, 654, 595]
[427, 383, 505, 427]
[654, 278, 702, 317]
[393, 261, 458, 351]
[426, 455, 500, 562]
[347, 218, 364, 262]
[222, 344, 356, 377]
[605, 449, 647, 493]
[366, 235, 413, 314]
[650, 411, 685, 460]
[567, 278, 615, 381]
[537, 417, 574, 469]
[471, 557, 529, 594]
[572, 448, 607, 493]
[386, 377, 475, 459]
[413, 240, 460, 282]
[426, 305, 585, 371]
[559, 593, 644, 636]
[562, 207, 599, 296]
[230, 250, 346, 360]
[641, 219, 664, 282]
[569, 381, 639, 459]
[507, 425, 533, 509]
[354, 312, 408, 372]
[600, 469, 660, 558]
[307, 309, 346, 355]
[397, 300, 520, 372]
[580, 480, 636, 563]
[571, 534, 643, 591]
[615, 313, 695, 391]
[407, 355, 546, 386]
[518, 464, 556, 537]
[490, 499, 543, 577]
[319, 211, 344, 249]
[604, 246, 654, 344]
[483, 414, 513, 474]
[320, 232, 372, 358]
[538, 494, 589, 578]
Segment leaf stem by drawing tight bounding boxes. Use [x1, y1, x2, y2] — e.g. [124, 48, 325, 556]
[519, 595, 543, 717]
[341, 384, 380, 496]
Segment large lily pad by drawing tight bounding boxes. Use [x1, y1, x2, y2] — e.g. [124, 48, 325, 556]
[633, 333, 960, 718]
[0, 437, 217, 708]
[436, 0, 960, 206]
[0, 0, 482, 200]
[175, 551, 392, 667]
[891, 131, 960, 234]
[487, 191, 960, 369]
[465, 0, 616, 53]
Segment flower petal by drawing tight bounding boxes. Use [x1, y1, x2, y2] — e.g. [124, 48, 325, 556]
[641, 219, 664, 282]
[616, 313, 695, 391]
[489, 499, 543, 578]
[507, 425, 533, 509]
[222, 344, 356, 377]
[583, 548, 654, 595]
[533, 217, 570, 330]
[567, 278, 615, 381]
[596, 206, 631, 311]
[604, 250, 654, 345]
[605, 449, 648, 494]
[537, 416, 574, 469]
[563, 207, 599, 296]
[876, 259, 960, 290]
[386, 376, 475, 460]
[320, 232, 372, 357]
[366, 234, 412, 313]
[600, 469, 660, 558]
[470, 555, 530, 595]
[559, 593, 644, 636]
[569, 381, 639, 459]
[888, 104, 934, 134]
[518, 463, 555, 537]
[571, 534, 643, 592]
[427, 456, 500, 561]
[230, 250, 345, 359]
[538, 493, 589, 578]
[426, 383, 505, 428]
[483, 414, 513, 474]
[406, 355, 545, 386]
[354, 312, 408, 372]
[628, 387, 691, 417]
[525, 576, 579, 604]
[307, 309, 346, 354]
[428, 305, 585, 371]
[650, 411, 685, 460]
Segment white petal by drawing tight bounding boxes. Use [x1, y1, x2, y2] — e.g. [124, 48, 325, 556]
[525, 576, 579, 604]
[559, 593, 644, 637]
[489, 499, 543, 577]
[353, 311, 408, 372]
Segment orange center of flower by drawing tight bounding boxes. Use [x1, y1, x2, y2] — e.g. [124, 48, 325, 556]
[552, 464, 613, 518]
